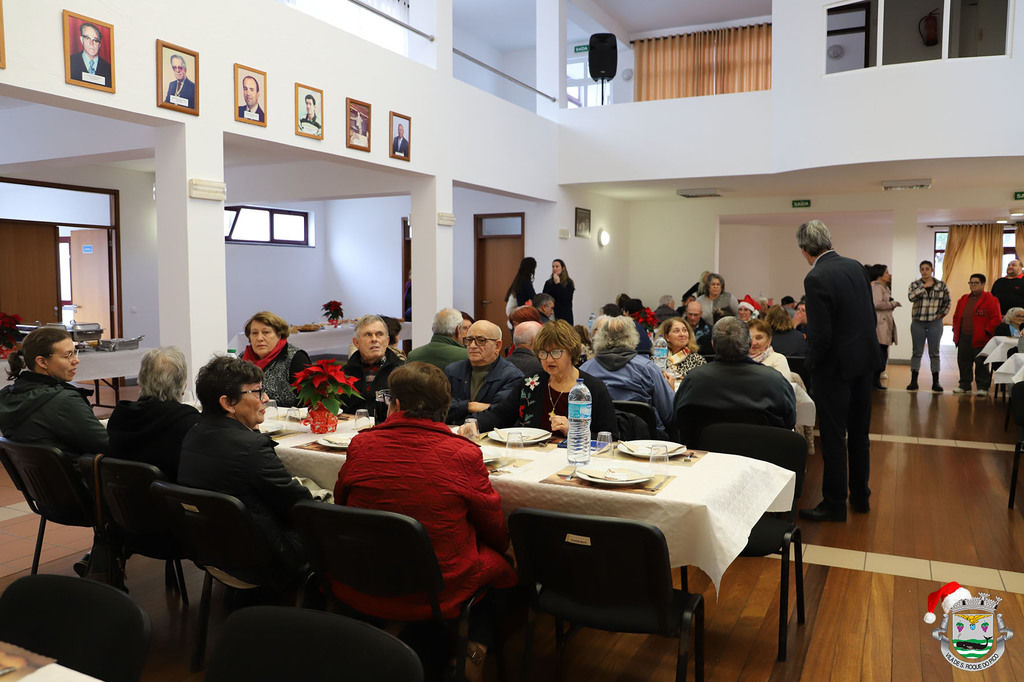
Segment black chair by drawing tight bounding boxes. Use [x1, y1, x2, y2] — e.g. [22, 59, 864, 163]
[0, 437, 95, 574]
[613, 400, 658, 439]
[0, 574, 151, 682]
[674, 405, 769, 447]
[291, 500, 491, 682]
[1008, 382, 1024, 510]
[697, 423, 806, 661]
[150, 481, 279, 672]
[509, 508, 704, 682]
[98, 457, 188, 604]
[204, 605, 423, 682]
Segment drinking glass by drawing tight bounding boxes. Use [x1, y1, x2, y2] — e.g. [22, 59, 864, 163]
[648, 444, 669, 474]
[462, 418, 479, 439]
[506, 431, 524, 454]
[263, 399, 278, 421]
[595, 431, 613, 455]
[354, 409, 371, 430]
[374, 389, 391, 424]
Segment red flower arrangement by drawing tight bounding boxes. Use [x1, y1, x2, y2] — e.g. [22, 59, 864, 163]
[321, 300, 344, 325]
[629, 306, 659, 333]
[291, 359, 360, 415]
[0, 312, 22, 351]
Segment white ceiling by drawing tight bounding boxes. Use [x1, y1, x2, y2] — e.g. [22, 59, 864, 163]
[588, 0, 772, 34]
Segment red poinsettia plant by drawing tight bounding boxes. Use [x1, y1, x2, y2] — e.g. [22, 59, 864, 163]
[0, 312, 22, 350]
[321, 300, 344, 324]
[629, 306, 659, 333]
[291, 359, 360, 415]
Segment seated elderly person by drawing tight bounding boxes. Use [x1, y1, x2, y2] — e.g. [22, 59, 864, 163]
[683, 301, 713, 355]
[107, 347, 200, 481]
[674, 317, 796, 443]
[0, 326, 108, 456]
[580, 316, 675, 433]
[654, 295, 677, 323]
[445, 320, 523, 431]
[764, 305, 807, 357]
[335, 362, 516, 680]
[240, 311, 311, 407]
[994, 307, 1024, 337]
[407, 308, 468, 370]
[619, 298, 653, 355]
[342, 314, 405, 413]
[532, 293, 556, 323]
[737, 297, 759, 322]
[507, 321, 543, 378]
[178, 356, 312, 588]
[657, 317, 706, 388]
[748, 319, 793, 379]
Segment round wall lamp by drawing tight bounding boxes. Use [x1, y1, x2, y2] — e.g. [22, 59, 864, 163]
[598, 229, 610, 247]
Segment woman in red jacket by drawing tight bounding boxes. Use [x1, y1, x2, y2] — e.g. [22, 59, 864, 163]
[952, 273, 1002, 395]
[334, 361, 516, 682]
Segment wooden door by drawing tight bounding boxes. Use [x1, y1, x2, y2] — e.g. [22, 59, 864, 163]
[70, 228, 112, 337]
[474, 213, 524, 348]
[0, 221, 60, 324]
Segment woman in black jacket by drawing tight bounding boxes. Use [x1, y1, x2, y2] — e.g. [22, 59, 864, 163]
[505, 257, 537, 308]
[542, 258, 575, 324]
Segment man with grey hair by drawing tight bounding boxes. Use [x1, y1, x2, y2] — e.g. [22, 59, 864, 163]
[407, 308, 468, 370]
[796, 219, 880, 522]
[343, 314, 405, 413]
[508, 321, 543, 378]
[580, 315, 675, 433]
[107, 347, 201, 481]
[445, 319, 523, 431]
[673, 317, 795, 443]
[655, 295, 676, 323]
[533, 293, 556, 323]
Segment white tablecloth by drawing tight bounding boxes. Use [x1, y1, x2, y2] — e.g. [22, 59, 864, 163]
[229, 322, 411, 358]
[272, 422, 795, 594]
[993, 353, 1024, 384]
[981, 336, 1018, 364]
[793, 382, 815, 427]
[1, 347, 154, 389]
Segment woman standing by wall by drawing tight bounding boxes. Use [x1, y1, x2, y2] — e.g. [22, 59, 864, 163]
[542, 258, 575, 324]
[869, 264, 900, 390]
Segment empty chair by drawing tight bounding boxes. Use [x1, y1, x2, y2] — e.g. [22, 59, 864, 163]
[0, 437, 95, 574]
[0, 574, 150, 682]
[204, 605, 423, 682]
[697, 423, 806, 661]
[509, 508, 704, 682]
[613, 400, 659, 439]
[1008, 382, 1024, 510]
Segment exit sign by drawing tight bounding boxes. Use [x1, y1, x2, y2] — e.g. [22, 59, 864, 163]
[574, 45, 589, 53]
[1015, 191, 1024, 201]
[792, 199, 811, 208]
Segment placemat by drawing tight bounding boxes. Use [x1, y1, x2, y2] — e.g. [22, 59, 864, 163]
[540, 466, 674, 495]
[593, 447, 708, 467]
[295, 440, 348, 453]
[485, 457, 532, 476]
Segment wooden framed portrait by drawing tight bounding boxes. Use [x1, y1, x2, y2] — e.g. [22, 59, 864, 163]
[63, 10, 115, 92]
[295, 83, 323, 140]
[346, 97, 371, 152]
[0, 1, 6, 70]
[234, 64, 267, 127]
[389, 111, 411, 161]
[156, 40, 198, 115]
[575, 207, 591, 238]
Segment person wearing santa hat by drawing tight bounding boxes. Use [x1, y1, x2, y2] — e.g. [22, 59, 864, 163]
[923, 581, 973, 624]
[737, 295, 761, 322]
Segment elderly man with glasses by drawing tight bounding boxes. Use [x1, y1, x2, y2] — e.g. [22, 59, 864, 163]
[445, 320, 523, 432]
[163, 53, 195, 108]
[69, 22, 112, 86]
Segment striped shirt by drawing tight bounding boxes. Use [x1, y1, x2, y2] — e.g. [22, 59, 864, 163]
[908, 278, 951, 322]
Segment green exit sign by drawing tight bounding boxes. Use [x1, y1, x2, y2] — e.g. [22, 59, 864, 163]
[792, 199, 812, 208]
[574, 45, 589, 53]
[1015, 191, 1024, 201]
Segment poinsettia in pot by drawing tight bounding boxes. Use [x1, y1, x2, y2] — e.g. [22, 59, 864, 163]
[0, 312, 21, 359]
[291, 359, 361, 434]
[629, 305, 659, 338]
[321, 300, 344, 328]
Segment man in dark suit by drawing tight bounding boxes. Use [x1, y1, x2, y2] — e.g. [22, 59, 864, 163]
[238, 75, 265, 122]
[68, 22, 112, 87]
[797, 220, 880, 522]
[392, 123, 409, 156]
[163, 54, 195, 108]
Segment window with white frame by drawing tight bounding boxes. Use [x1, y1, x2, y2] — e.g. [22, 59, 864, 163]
[566, 57, 612, 108]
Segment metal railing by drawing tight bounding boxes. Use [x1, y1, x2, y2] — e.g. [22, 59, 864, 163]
[347, 0, 435, 42]
[452, 48, 556, 102]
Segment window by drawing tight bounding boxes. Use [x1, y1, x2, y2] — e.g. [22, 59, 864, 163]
[566, 58, 612, 108]
[224, 206, 311, 246]
[933, 227, 1017, 280]
[826, 2, 873, 74]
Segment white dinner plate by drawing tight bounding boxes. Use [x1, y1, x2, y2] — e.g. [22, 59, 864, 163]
[318, 433, 355, 449]
[617, 439, 687, 458]
[576, 466, 652, 486]
[258, 419, 289, 435]
[487, 427, 551, 444]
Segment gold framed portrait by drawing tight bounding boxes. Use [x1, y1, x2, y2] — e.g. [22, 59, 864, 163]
[234, 64, 267, 127]
[63, 10, 116, 93]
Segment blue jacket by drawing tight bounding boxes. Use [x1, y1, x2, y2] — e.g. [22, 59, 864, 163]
[579, 349, 675, 431]
[444, 357, 524, 432]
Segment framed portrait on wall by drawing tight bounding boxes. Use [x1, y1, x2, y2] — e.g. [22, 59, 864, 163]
[234, 64, 267, 127]
[63, 10, 115, 92]
[295, 83, 323, 140]
[389, 111, 411, 161]
[156, 40, 198, 115]
[575, 207, 591, 238]
[346, 97, 371, 152]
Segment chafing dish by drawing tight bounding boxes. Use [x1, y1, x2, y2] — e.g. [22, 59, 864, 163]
[97, 335, 144, 352]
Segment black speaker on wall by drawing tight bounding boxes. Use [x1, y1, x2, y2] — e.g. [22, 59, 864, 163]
[588, 33, 617, 81]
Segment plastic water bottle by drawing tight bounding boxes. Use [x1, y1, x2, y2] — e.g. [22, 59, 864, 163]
[587, 312, 596, 331]
[567, 378, 592, 466]
[226, 348, 238, 358]
[652, 335, 668, 370]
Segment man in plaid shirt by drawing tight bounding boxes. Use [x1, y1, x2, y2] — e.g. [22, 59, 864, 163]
[907, 260, 951, 391]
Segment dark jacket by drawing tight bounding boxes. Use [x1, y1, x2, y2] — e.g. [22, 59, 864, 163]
[107, 397, 200, 482]
[178, 415, 311, 585]
[407, 333, 468, 370]
[257, 343, 310, 408]
[0, 372, 108, 456]
[542, 279, 575, 324]
[164, 77, 196, 108]
[506, 347, 543, 379]
[445, 357, 524, 431]
[991, 276, 1024, 314]
[492, 370, 618, 440]
[674, 359, 796, 430]
[342, 348, 405, 413]
[69, 52, 112, 85]
[771, 329, 807, 357]
[515, 280, 536, 306]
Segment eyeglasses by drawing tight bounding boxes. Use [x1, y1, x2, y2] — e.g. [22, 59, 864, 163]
[81, 34, 101, 44]
[171, 65, 186, 71]
[536, 349, 566, 360]
[49, 349, 79, 360]
[239, 386, 268, 399]
[464, 336, 499, 347]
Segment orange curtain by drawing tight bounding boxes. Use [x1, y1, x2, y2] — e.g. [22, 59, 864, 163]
[1015, 223, 1024, 263]
[942, 224, 1003, 323]
[634, 23, 771, 102]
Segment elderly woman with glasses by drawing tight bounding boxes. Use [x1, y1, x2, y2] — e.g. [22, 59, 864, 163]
[0, 326, 108, 456]
[178, 356, 312, 588]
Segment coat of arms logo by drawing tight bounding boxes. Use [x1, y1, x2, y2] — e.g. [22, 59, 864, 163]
[923, 581, 1014, 671]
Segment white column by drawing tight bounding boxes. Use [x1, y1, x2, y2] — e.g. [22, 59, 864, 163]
[154, 124, 228, 377]
[409, 175, 454, 346]
[536, 0, 566, 118]
[410, 0, 452, 75]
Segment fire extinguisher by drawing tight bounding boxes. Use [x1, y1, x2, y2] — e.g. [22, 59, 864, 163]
[919, 9, 939, 47]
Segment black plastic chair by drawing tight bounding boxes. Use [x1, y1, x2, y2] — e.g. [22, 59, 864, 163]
[204, 605, 423, 682]
[0, 574, 151, 682]
[150, 480, 278, 672]
[613, 400, 659, 439]
[697, 423, 806, 661]
[674, 406, 769, 447]
[508, 508, 704, 682]
[1008, 382, 1024, 510]
[0, 437, 95, 574]
[291, 500, 490, 682]
[99, 457, 188, 604]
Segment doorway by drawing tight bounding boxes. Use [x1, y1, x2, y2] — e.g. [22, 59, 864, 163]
[474, 213, 524, 347]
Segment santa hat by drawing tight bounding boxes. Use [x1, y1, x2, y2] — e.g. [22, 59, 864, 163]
[738, 295, 761, 313]
[923, 582, 972, 624]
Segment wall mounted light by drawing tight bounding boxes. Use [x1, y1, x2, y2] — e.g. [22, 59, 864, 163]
[598, 229, 610, 247]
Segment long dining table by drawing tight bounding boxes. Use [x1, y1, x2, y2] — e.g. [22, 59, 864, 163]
[270, 417, 796, 593]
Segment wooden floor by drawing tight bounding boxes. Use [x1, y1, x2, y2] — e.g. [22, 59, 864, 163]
[3, 359, 1024, 680]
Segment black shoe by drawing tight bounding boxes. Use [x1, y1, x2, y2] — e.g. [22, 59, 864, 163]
[906, 381, 919, 390]
[799, 502, 847, 522]
[850, 498, 870, 513]
[73, 552, 90, 577]
[932, 383, 944, 392]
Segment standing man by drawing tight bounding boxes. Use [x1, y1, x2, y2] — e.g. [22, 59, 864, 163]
[796, 220, 879, 522]
[952, 274, 1001, 395]
[907, 260, 951, 391]
[69, 23, 111, 86]
[238, 75, 265, 122]
[392, 123, 409, 157]
[164, 54, 195, 108]
[991, 259, 1024, 314]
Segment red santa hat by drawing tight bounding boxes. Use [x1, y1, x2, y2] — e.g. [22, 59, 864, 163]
[738, 295, 761, 313]
[923, 581, 972, 624]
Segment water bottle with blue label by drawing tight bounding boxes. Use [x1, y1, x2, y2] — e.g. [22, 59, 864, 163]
[652, 334, 668, 370]
[567, 378, 592, 466]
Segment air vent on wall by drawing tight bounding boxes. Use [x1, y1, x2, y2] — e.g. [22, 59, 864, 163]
[881, 178, 932, 191]
[676, 188, 721, 198]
